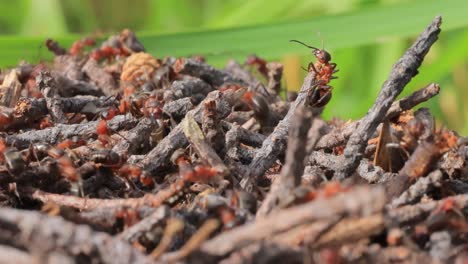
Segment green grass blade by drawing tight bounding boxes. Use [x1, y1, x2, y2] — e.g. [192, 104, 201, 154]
[0, 0, 466, 68]
[21, 0, 68, 36]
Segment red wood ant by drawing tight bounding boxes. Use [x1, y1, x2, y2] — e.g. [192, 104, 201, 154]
[39, 117, 53, 130]
[115, 207, 140, 229]
[69, 37, 96, 56]
[100, 107, 119, 121]
[96, 119, 113, 146]
[290, 39, 339, 107]
[90, 46, 124, 62]
[289, 39, 338, 84]
[245, 55, 269, 79]
[117, 164, 154, 188]
[1, 139, 26, 175]
[0, 112, 13, 130]
[0, 139, 6, 163]
[56, 137, 87, 149]
[46, 146, 80, 182]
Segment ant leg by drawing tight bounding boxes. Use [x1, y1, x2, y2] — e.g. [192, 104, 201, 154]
[308, 62, 319, 74]
[314, 89, 332, 107]
[320, 85, 332, 90]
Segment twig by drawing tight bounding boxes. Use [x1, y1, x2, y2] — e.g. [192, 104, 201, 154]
[161, 219, 220, 262]
[0, 207, 152, 264]
[164, 78, 213, 102]
[82, 58, 118, 96]
[112, 117, 158, 156]
[240, 71, 318, 191]
[0, 246, 34, 264]
[142, 88, 245, 178]
[224, 59, 257, 85]
[222, 121, 267, 148]
[267, 62, 283, 95]
[162, 97, 194, 120]
[312, 214, 385, 248]
[387, 194, 468, 226]
[119, 206, 171, 242]
[219, 242, 303, 264]
[6, 114, 138, 149]
[386, 83, 440, 119]
[4, 96, 116, 130]
[37, 71, 68, 123]
[0, 69, 22, 107]
[315, 82, 442, 151]
[182, 114, 229, 176]
[333, 16, 442, 179]
[174, 58, 245, 87]
[384, 139, 441, 200]
[257, 106, 314, 217]
[150, 218, 185, 259]
[54, 73, 105, 97]
[308, 152, 394, 183]
[391, 170, 443, 208]
[200, 186, 385, 256]
[31, 185, 184, 210]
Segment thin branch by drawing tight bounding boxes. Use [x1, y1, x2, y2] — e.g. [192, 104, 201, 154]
[334, 16, 442, 179]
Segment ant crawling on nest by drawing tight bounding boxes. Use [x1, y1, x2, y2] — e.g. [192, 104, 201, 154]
[290, 39, 339, 107]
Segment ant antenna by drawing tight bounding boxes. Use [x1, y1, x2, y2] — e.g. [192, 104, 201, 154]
[289, 39, 318, 50]
[317, 32, 325, 50]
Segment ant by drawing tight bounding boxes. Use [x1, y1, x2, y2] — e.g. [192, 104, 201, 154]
[56, 136, 87, 150]
[0, 112, 13, 131]
[90, 46, 124, 62]
[117, 164, 154, 188]
[69, 37, 96, 56]
[2, 146, 26, 175]
[290, 39, 339, 107]
[289, 39, 339, 84]
[245, 55, 269, 79]
[95, 109, 129, 146]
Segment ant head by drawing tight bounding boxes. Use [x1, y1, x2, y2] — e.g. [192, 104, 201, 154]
[290, 39, 331, 63]
[313, 49, 331, 63]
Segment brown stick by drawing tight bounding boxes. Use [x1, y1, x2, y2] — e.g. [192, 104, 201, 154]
[31, 187, 181, 210]
[112, 117, 158, 156]
[200, 186, 386, 256]
[82, 58, 118, 96]
[161, 219, 220, 262]
[6, 114, 138, 149]
[119, 206, 171, 242]
[384, 139, 441, 200]
[391, 170, 443, 208]
[256, 106, 314, 217]
[0, 207, 152, 264]
[37, 71, 68, 123]
[315, 82, 442, 150]
[334, 16, 442, 180]
[142, 88, 245, 178]
[240, 71, 318, 191]
[387, 194, 468, 226]
[0, 246, 33, 264]
[386, 83, 440, 119]
[174, 58, 245, 87]
[182, 114, 229, 176]
[0, 69, 22, 107]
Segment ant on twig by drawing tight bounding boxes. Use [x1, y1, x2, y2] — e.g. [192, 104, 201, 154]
[290, 39, 339, 107]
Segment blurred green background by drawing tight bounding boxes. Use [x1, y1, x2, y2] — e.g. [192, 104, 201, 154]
[0, 0, 467, 134]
